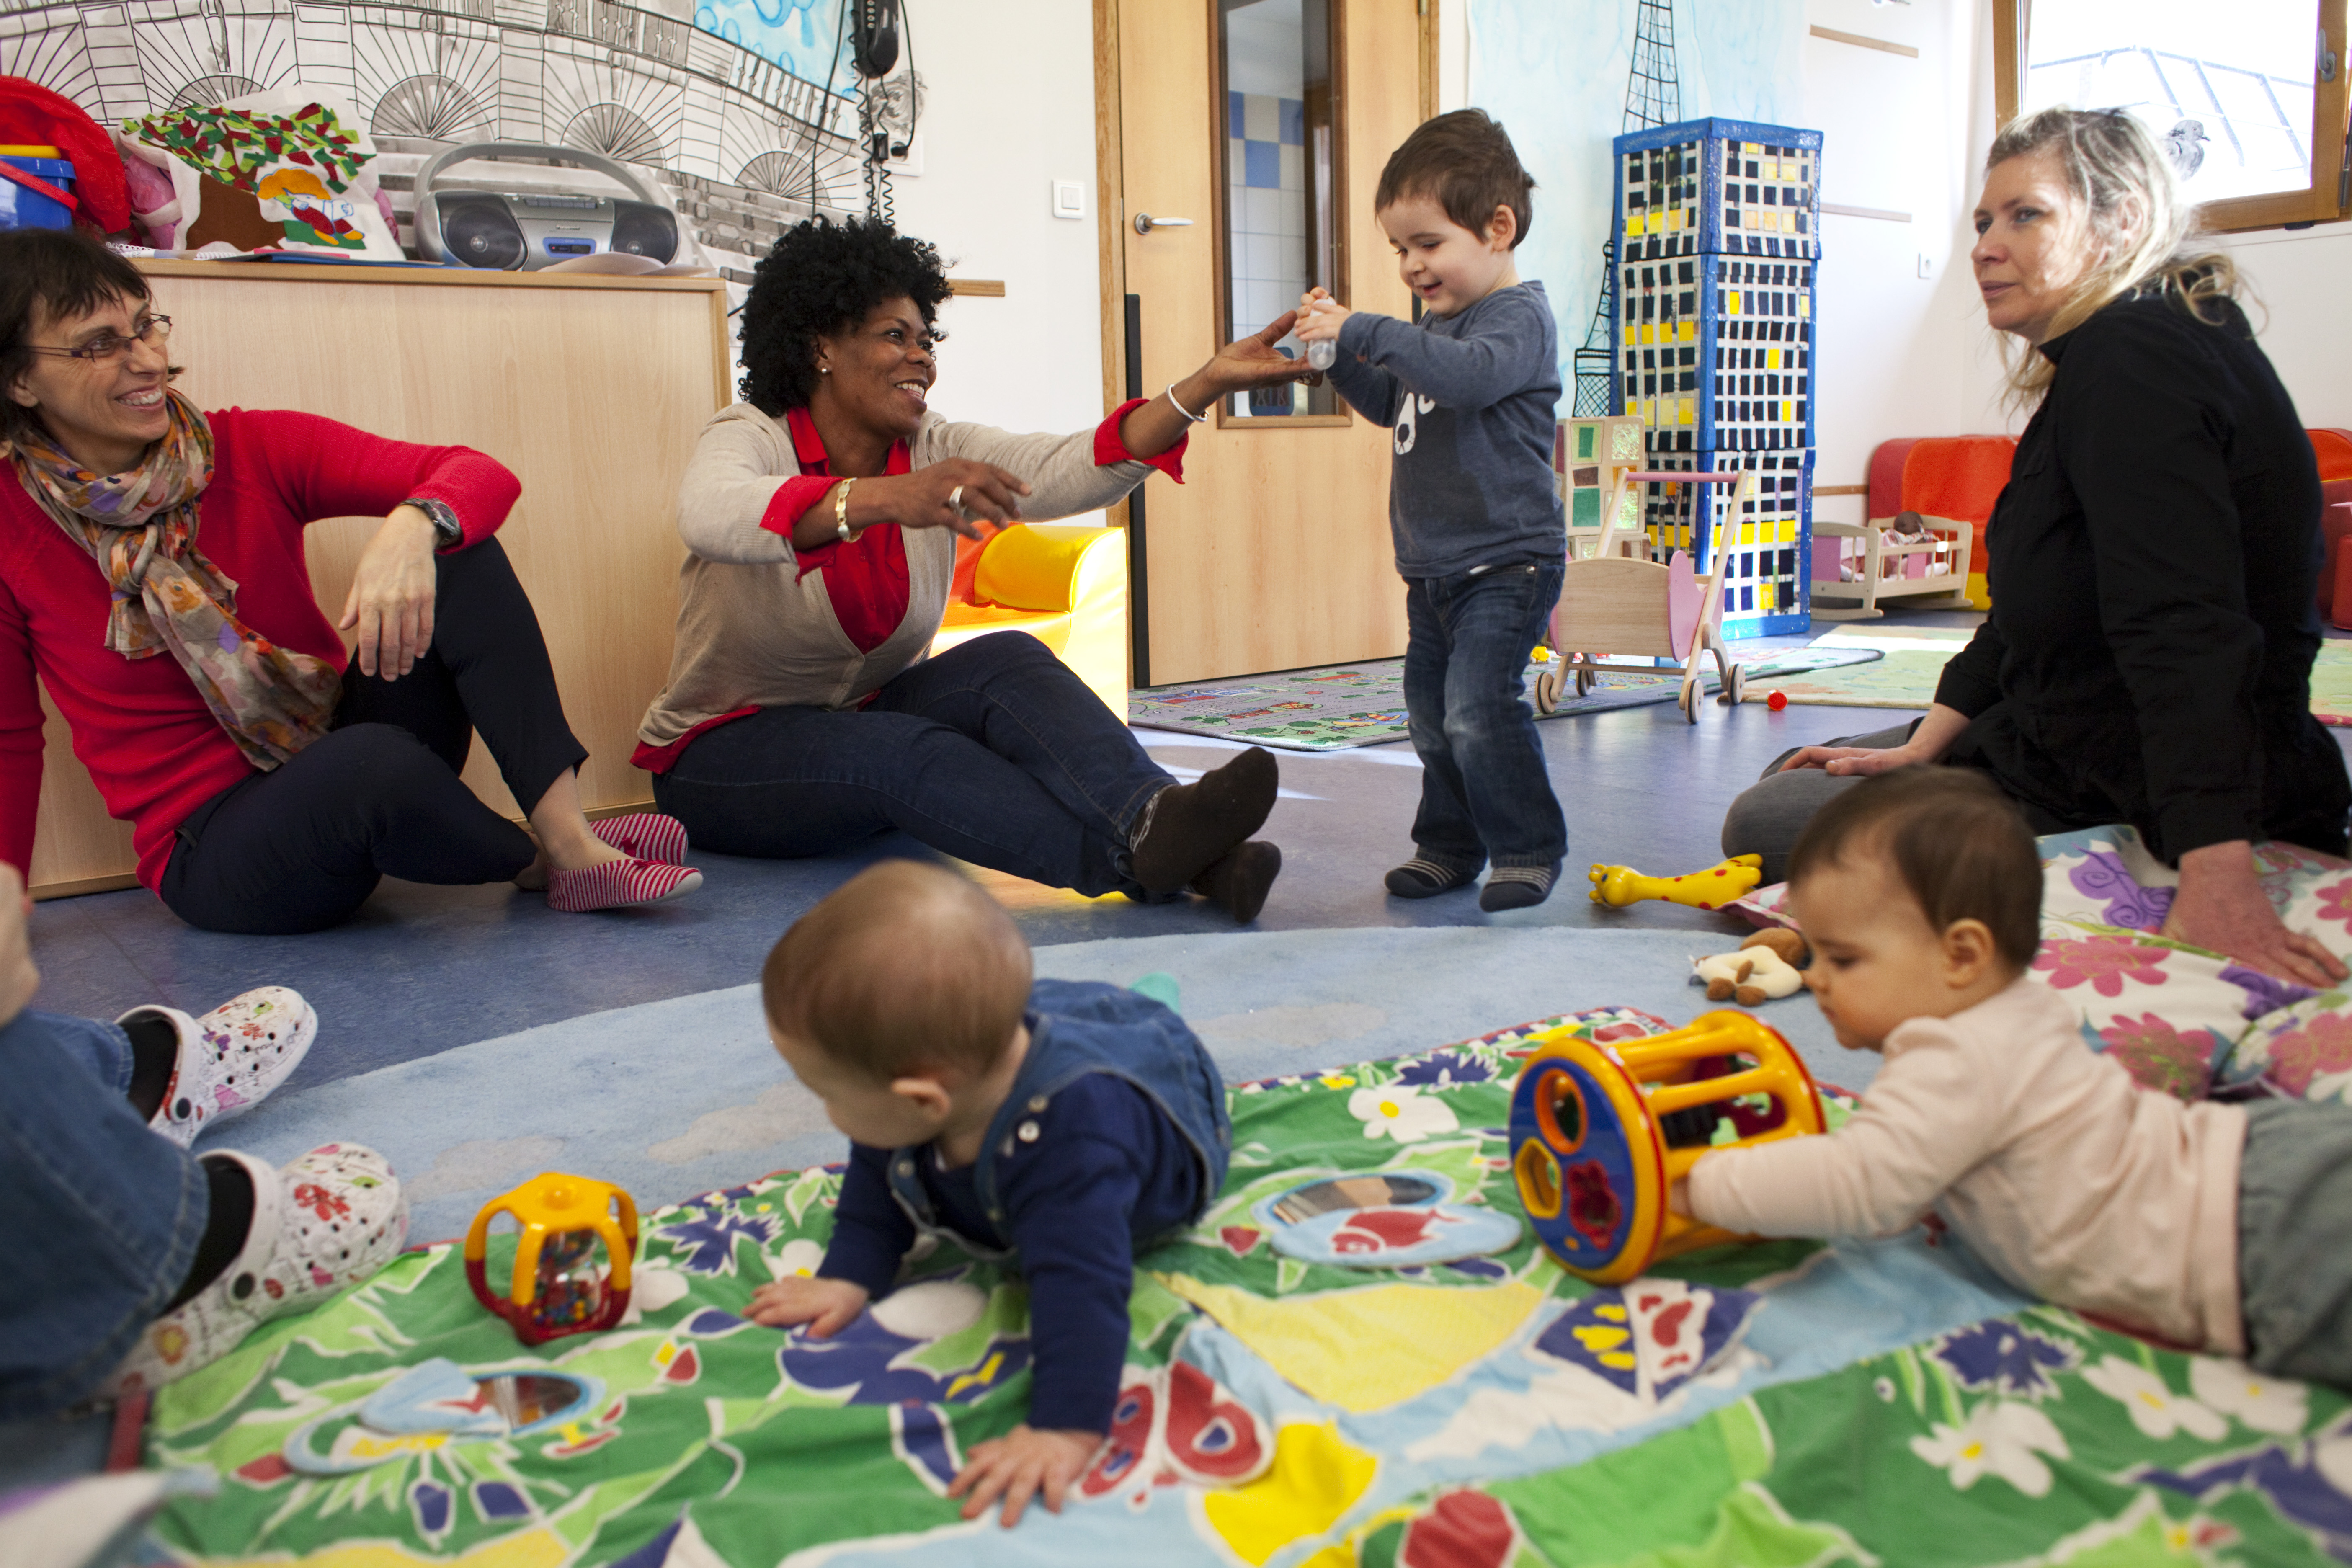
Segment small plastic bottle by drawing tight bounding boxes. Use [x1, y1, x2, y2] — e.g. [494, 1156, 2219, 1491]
[1307, 339, 1336, 371]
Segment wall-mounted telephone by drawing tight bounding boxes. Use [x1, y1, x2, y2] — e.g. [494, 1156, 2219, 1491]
[851, 0, 900, 80]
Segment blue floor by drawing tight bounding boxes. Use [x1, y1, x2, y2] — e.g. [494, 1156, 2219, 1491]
[28, 687, 1901, 1086]
[42, 604, 2337, 1096]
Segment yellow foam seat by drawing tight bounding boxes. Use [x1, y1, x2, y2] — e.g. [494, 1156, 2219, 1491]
[932, 524, 1130, 719]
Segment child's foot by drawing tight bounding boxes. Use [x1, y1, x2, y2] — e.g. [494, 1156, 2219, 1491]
[1190, 841, 1282, 923]
[547, 857, 704, 913]
[123, 987, 317, 1149]
[106, 1142, 407, 1398]
[1480, 864, 1561, 912]
[591, 812, 690, 866]
[1130, 748, 1279, 894]
[1385, 857, 1479, 898]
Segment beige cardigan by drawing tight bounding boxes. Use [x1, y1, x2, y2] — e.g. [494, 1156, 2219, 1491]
[639, 403, 1156, 748]
[1689, 976, 2248, 1354]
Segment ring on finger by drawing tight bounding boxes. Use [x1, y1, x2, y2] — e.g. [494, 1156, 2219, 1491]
[948, 484, 965, 515]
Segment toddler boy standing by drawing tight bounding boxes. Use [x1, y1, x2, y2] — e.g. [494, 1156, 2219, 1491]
[747, 860, 1231, 1526]
[1297, 109, 1567, 910]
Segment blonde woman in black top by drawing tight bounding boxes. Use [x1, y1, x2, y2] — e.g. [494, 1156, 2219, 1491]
[1723, 108, 2349, 988]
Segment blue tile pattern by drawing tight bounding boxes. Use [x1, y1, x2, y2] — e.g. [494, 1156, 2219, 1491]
[1279, 97, 1306, 147]
[1243, 138, 1282, 189]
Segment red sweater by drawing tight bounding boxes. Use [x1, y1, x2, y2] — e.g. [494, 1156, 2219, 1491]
[0, 408, 518, 892]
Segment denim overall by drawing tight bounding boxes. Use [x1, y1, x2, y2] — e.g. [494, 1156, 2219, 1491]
[881, 980, 1231, 1264]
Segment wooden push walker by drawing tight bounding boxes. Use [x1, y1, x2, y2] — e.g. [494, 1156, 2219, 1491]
[1534, 467, 1760, 724]
[1509, 1011, 1826, 1283]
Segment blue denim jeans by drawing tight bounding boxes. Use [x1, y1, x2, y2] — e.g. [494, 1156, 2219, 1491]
[653, 631, 1175, 898]
[0, 1010, 203, 1419]
[1402, 562, 1568, 872]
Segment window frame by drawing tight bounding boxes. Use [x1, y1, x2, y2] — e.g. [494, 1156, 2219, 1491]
[1991, 0, 2351, 232]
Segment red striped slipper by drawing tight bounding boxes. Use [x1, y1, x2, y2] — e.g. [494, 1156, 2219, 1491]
[591, 812, 689, 866]
[547, 857, 703, 913]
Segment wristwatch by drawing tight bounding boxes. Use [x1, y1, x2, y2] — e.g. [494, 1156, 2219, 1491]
[405, 497, 463, 549]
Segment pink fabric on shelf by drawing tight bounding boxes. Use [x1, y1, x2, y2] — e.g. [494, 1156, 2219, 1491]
[120, 152, 178, 247]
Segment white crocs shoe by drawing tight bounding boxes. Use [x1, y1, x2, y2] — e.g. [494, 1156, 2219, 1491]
[128, 986, 316, 1149]
[106, 1142, 407, 1398]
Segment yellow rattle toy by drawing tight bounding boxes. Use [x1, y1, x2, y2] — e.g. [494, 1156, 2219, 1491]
[1588, 852, 1764, 911]
[1509, 1011, 1825, 1283]
[465, 1173, 639, 1345]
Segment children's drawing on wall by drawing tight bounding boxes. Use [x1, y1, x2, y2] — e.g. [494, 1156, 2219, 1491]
[1468, 0, 1805, 393]
[693, 0, 846, 85]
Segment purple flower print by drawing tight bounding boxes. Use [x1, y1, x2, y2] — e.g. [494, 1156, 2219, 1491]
[652, 1200, 779, 1275]
[1394, 1051, 1493, 1087]
[1932, 1320, 2078, 1401]
[2031, 936, 2169, 998]
[2219, 963, 2318, 1023]
[2066, 851, 2174, 931]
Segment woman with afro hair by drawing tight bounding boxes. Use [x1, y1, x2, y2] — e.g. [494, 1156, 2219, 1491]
[633, 217, 1315, 920]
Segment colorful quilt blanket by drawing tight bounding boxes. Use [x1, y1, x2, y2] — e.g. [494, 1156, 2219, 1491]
[142, 1005, 2352, 1567]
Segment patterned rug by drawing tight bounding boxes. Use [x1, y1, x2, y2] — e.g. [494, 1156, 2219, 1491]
[1740, 632, 2352, 723]
[2313, 639, 2352, 726]
[1725, 627, 1970, 712]
[1131, 646, 1884, 751]
[140, 995, 2352, 1567]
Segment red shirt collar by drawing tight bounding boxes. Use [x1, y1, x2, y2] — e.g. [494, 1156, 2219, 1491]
[783, 406, 912, 477]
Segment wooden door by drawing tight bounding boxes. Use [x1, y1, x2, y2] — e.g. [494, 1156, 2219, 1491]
[1104, 0, 1425, 686]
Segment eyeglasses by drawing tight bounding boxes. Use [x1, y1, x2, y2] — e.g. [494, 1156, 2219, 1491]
[26, 315, 173, 366]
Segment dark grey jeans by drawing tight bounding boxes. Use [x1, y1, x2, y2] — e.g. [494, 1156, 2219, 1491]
[2238, 1097, 2352, 1387]
[1718, 721, 1921, 884]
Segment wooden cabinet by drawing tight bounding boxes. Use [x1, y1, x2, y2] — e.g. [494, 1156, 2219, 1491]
[23, 261, 730, 897]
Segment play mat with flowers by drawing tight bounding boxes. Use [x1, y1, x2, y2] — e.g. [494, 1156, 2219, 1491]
[139, 831, 2352, 1567]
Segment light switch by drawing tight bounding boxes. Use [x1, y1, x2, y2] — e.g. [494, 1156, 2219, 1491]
[1918, 252, 1936, 279]
[1052, 180, 1086, 219]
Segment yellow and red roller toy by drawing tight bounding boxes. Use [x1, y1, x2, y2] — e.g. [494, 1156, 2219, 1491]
[1509, 1011, 1825, 1283]
[465, 1173, 639, 1345]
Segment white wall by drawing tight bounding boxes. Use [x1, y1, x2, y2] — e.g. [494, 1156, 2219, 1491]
[883, 0, 1105, 456]
[2214, 225, 2352, 432]
[1795, 0, 2010, 527]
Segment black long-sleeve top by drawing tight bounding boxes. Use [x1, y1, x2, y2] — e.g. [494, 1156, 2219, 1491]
[1933, 289, 2350, 860]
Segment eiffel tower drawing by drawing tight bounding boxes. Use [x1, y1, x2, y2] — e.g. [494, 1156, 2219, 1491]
[1571, 0, 1682, 415]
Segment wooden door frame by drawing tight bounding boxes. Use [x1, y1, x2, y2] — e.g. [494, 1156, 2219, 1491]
[1092, 0, 1440, 501]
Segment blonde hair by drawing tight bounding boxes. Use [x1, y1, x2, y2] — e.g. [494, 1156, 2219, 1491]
[1984, 107, 2240, 406]
[761, 860, 1033, 1082]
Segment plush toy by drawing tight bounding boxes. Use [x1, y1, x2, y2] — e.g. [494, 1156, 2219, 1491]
[1692, 928, 1809, 1005]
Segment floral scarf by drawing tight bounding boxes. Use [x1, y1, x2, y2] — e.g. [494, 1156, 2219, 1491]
[10, 390, 339, 769]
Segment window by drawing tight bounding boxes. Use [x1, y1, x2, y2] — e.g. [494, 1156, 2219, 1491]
[1218, 0, 1344, 419]
[1994, 0, 2350, 230]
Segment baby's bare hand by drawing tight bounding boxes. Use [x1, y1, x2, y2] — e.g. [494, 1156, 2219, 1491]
[746, 1275, 868, 1336]
[946, 1425, 1102, 1528]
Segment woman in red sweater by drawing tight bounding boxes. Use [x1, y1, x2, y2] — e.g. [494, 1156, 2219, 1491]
[0, 230, 701, 931]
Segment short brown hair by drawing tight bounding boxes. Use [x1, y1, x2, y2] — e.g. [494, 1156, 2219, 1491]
[1375, 109, 1534, 248]
[1787, 768, 2043, 970]
[761, 861, 1033, 1082]
[0, 228, 156, 449]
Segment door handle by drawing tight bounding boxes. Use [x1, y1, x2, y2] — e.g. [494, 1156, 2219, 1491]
[1132, 213, 1194, 235]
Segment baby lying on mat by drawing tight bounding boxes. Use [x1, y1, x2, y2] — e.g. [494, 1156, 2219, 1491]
[747, 861, 1231, 1524]
[1675, 767, 2352, 1387]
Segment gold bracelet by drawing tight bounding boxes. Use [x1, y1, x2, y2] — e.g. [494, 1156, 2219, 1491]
[833, 477, 861, 542]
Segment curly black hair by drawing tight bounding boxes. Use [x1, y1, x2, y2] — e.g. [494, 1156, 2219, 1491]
[738, 217, 953, 413]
